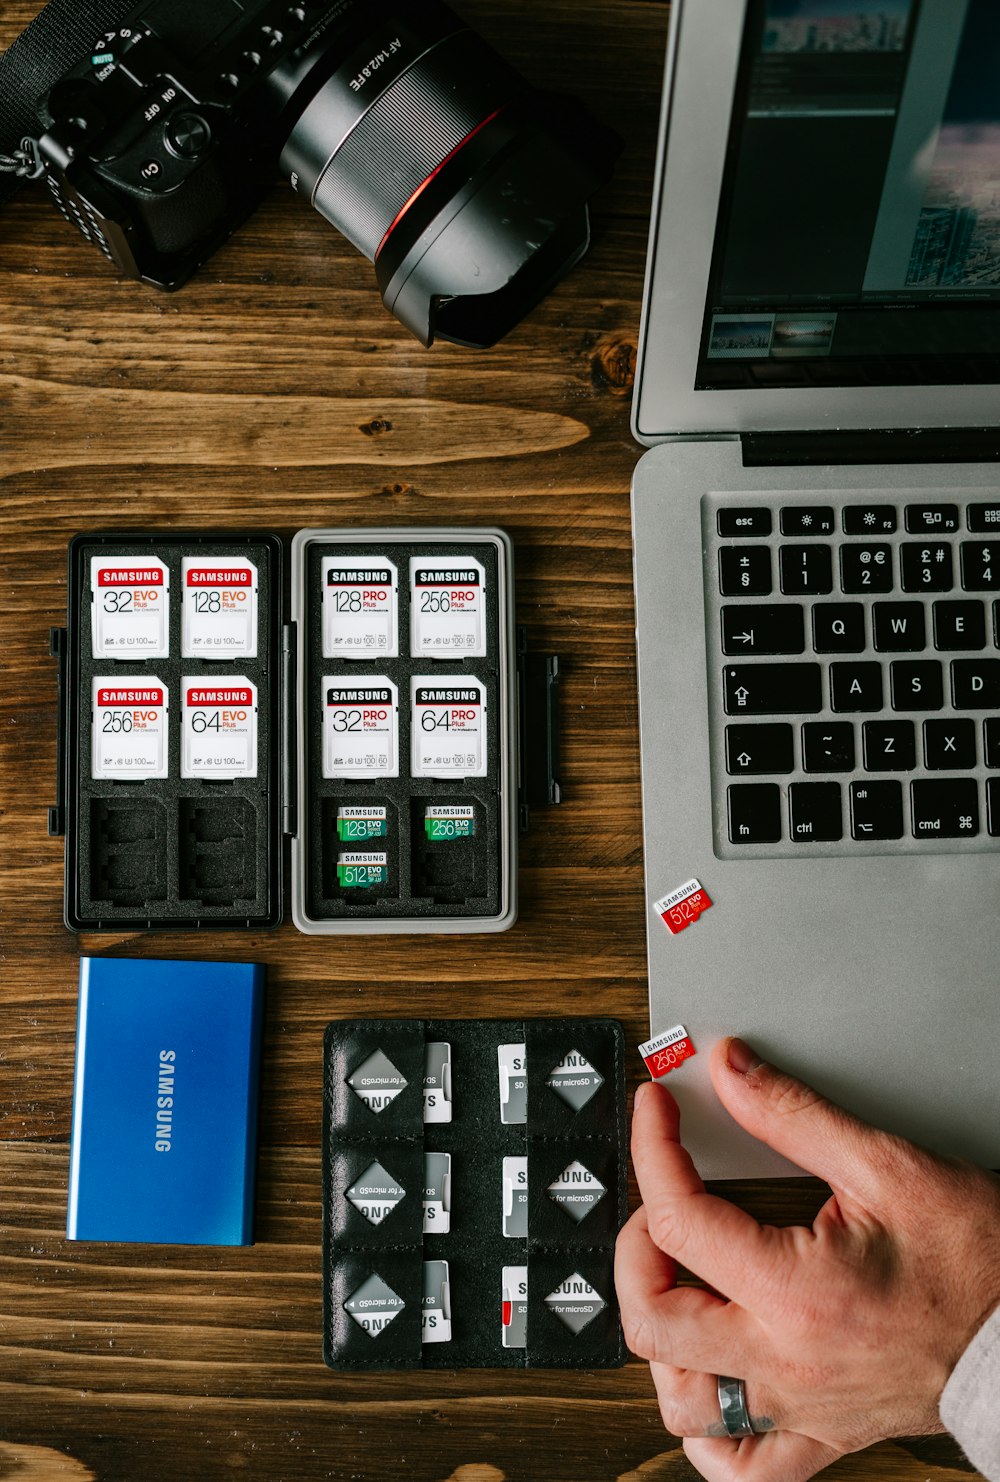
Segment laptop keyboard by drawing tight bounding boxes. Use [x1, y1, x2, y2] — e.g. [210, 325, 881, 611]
[704, 491, 1000, 859]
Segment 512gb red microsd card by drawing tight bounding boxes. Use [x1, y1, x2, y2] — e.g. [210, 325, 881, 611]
[654, 878, 712, 935]
[638, 1025, 696, 1079]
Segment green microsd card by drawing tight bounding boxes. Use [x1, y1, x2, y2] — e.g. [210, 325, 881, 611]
[337, 807, 388, 841]
[337, 852, 388, 888]
[424, 806, 475, 840]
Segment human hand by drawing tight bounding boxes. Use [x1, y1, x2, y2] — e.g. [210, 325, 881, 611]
[614, 1035, 1000, 1482]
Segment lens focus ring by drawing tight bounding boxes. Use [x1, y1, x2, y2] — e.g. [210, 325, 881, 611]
[285, 28, 519, 260]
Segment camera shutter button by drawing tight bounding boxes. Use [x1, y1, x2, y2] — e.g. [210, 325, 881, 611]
[164, 112, 212, 160]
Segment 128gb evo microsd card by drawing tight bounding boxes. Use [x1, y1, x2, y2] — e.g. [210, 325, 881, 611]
[323, 676, 399, 778]
[91, 677, 169, 780]
[410, 678, 487, 778]
[91, 556, 169, 659]
[181, 556, 258, 659]
[409, 556, 486, 658]
[181, 678, 258, 779]
[322, 556, 398, 658]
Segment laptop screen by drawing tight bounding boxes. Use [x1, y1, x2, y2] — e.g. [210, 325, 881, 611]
[698, 0, 1000, 390]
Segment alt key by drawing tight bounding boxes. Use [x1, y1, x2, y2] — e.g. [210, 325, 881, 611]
[850, 780, 903, 840]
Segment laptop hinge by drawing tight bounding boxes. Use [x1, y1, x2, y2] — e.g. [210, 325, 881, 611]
[742, 428, 1000, 468]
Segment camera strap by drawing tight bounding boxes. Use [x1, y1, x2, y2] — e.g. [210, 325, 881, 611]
[0, 0, 133, 203]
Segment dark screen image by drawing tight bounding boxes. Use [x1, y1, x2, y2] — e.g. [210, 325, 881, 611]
[697, 0, 1000, 389]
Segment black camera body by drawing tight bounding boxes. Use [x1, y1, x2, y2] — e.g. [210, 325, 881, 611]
[34, 0, 619, 345]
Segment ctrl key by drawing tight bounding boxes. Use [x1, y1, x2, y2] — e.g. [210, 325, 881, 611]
[727, 783, 781, 844]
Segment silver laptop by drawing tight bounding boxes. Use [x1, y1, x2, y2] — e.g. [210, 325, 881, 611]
[632, 0, 1000, 1177]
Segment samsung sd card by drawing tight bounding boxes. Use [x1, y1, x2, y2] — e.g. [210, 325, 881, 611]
[409, 556, 486, 658]
[336, 852, 388, 889]
[411, 678, 487, 779]
[497, 1043, 527, 1125]
[91, 677, 169, 780]
[181, 556, 258, 658]
[322, 556, 398, 658]
[323, 676, 398, 778]
[424, 804, 475, 840]
[181, 678, 258, 779]
[422, 1151, 451, 1233]
[501, 1265, 528, 1349]
[422, 1041, 452, 1124]
[91, 556, 169, 659]
[336, 806, 388, 842]
[502, 1155, 528, 1238]
[421, 1259, 452, 1344]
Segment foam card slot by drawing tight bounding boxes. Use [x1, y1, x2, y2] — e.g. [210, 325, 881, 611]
[178, 796, 257, 907]
[88, 796, 168, 906]
[410, 794, 491, 905]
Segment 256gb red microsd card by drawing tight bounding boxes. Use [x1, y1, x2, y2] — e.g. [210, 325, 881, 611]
[638, 1025, 696, 1079]
[654, 878, 712, 935]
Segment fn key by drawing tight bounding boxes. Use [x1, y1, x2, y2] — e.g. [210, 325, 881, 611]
[728, 783, 781, 844]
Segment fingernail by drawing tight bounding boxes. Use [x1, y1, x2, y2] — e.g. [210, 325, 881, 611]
[634, 1081, 650, 1110]
[726, 1036, 764, 1076]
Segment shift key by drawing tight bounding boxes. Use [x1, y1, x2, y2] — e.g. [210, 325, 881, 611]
[723, 663, 822, 714]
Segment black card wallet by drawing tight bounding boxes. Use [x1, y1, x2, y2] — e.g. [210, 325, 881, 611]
[322, 1017, 628, 1369]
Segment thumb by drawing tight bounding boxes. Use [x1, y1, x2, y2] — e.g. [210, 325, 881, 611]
[710, 1036, 923, 1207]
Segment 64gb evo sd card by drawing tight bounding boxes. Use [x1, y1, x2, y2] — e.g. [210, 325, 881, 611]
[181, 678, 258, 779]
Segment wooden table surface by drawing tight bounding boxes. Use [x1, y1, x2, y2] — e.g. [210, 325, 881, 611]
[0, 2, 982, 1478]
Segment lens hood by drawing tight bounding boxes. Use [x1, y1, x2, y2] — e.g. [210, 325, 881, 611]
[373, 93, 620, 348]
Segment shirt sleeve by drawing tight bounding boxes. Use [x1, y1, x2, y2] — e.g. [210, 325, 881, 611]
[940, 1303, 1000, 1481]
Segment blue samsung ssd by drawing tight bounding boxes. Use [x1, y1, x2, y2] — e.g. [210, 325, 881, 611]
[68, 957, 265, 1245]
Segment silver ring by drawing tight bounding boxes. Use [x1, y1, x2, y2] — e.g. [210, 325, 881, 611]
[717, 1375, 755, 1438]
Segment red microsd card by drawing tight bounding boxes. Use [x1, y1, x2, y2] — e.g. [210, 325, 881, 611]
[638, 1025, 696, 1079]
[654, 878, 712, 935]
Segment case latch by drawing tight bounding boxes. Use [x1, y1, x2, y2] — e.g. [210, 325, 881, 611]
[516, 627, 562, 831]
[48, 626, 67, 837]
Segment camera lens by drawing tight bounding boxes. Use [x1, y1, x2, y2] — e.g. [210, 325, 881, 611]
[273, 0, 618, 346]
